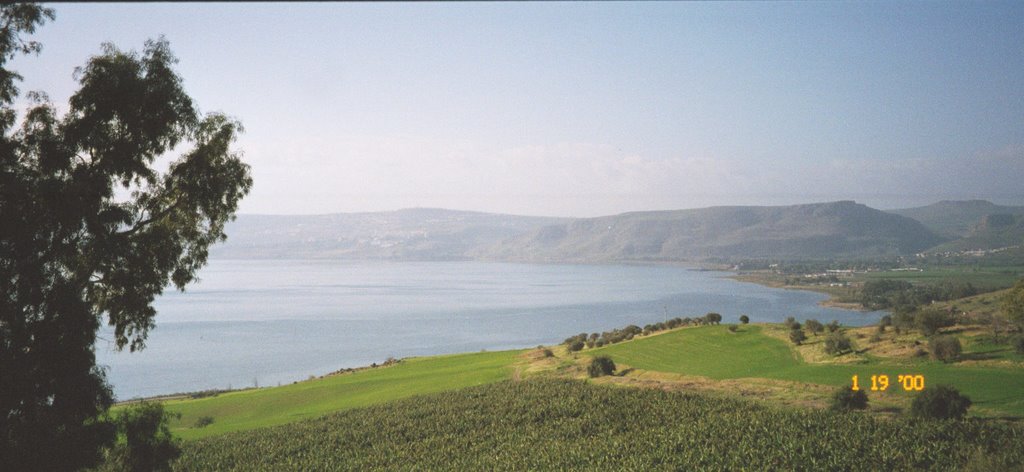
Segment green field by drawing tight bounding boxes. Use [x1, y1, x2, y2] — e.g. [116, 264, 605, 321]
[860, 266, 1024, 291]
[174, 379, 1024, 471]
[163, 350, 520, 439]
[592, 325, 1024, 417]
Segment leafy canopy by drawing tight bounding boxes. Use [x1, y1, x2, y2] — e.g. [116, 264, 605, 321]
[0, 4, 251, 470]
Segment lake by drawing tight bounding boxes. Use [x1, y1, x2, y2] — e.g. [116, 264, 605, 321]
[96, 260, 883, 400]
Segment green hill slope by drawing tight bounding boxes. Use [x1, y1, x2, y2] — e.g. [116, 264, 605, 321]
[593, 325, 1024, 416]
[161, 350, 520, 440]
[173, 378, 1024, 471]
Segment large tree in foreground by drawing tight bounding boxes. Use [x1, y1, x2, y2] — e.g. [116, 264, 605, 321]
[0, 4, 252, 469]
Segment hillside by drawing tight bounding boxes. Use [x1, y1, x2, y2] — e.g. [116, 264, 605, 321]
[209, 208, 569, 260]
[474, 201, 945, 262]
[173, 378, 1024, 471]
[928, 213, 1024, 253]
[890, 200, 1024, 238]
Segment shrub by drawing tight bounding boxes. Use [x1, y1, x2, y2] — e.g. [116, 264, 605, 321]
[783, 317, 797, 329]
[568, 341, 585, 352]
[910, 385, 972, 420]
[824, 333, 852, 355]
[704, 312, 722, 325]
[929, 335, 962, 362]
[789, 329, 806, 345]
[727, 325, 738, 333]
[542, 349, 554, 358]
[587, 356, 616, 378]
[194, 416, 214, 428]
[880, 314, 892, 327]
[739, 315, 749, 324]
[826, 320, 841, 333]
[830, 385, 868, 411]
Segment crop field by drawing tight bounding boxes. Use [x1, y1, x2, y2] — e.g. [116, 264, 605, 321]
[859, 266, 1024, 291]
[162, 349, 520, 439]
[173, 378, 1024, 471]
[592, 325, 1024, 417]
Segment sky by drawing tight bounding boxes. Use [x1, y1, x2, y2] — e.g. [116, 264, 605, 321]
[10, 2, 1024, 217]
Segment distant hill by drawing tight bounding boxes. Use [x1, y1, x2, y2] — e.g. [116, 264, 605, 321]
[889, 200, 1024, 238]
[928, 213, 1024, 253]
[211, 208, 569, 260]
[473, 201, 946, 262]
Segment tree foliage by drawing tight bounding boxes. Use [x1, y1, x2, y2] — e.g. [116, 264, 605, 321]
[804, 319, 823, 335]
[789, 329, 806, 346]
[99, 402, 180, 472]
[739, 315, 749, 324]
[823, 333, 852, 355]
[915, 309, 955, 336]
[0, 5, 251, 469]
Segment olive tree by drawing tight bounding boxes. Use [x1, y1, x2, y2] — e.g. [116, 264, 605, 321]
[0, 5, 252, 469]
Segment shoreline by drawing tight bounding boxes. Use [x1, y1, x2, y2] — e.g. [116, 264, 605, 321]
[728, 272, 873, 313]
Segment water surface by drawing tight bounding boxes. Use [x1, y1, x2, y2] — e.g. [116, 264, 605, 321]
[96, 260, 882, 399]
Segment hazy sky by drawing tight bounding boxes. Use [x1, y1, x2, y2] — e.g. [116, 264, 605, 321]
[11, 2, 1024, 217]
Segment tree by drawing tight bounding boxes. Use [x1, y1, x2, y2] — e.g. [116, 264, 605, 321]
[1003, 279, 1024, 327]
[929, 335, 962, 363]
[99, 402, 180, 472]
[823, 333, 852, 355]
[0, 6, 252, 469]
[739, 314, 749, 324]
[826, 320, 841, 333]
[568, 340, 585, 352]
[910, 385, 972, 420]
[915, 309, 954, 336]
[704, 312, 722, 325]
[830, 385, 868, 411]
[1013, 335, 1024, 355]
[789, 329, 806, 346]
[804, 319, 823, 336]
[588, 356, 616, 378]
[783, 316, 797, 329]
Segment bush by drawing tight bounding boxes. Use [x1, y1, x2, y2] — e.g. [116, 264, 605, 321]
[830, 385, 868, 411]
[910, 385, 972, 420]
[542, 349, 554, 358]
[704, 312, 722, 325]
[929, 335, 962, 362]
[587, 356, 616, 378]
[568, 341, 585, 352]
[727, 325, 738, 333]
[783, 317, 797, 329]
[789, 329, 806, 345]
[739, 315, 749, 324]
[823, 333, 852, 355]
[194, 416, 214, 428]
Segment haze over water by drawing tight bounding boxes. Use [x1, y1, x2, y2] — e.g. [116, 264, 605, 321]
[96, 260, 883, 400]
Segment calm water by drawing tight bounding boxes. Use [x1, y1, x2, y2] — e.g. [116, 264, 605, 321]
[96, 260, 883, 400]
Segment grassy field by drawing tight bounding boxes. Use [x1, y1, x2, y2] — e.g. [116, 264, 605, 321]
[591, 325, 1024, 417]
[163, 349, 520, 440]
[859, 266, 1024, 291]
[174, 378, 1024, 471]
